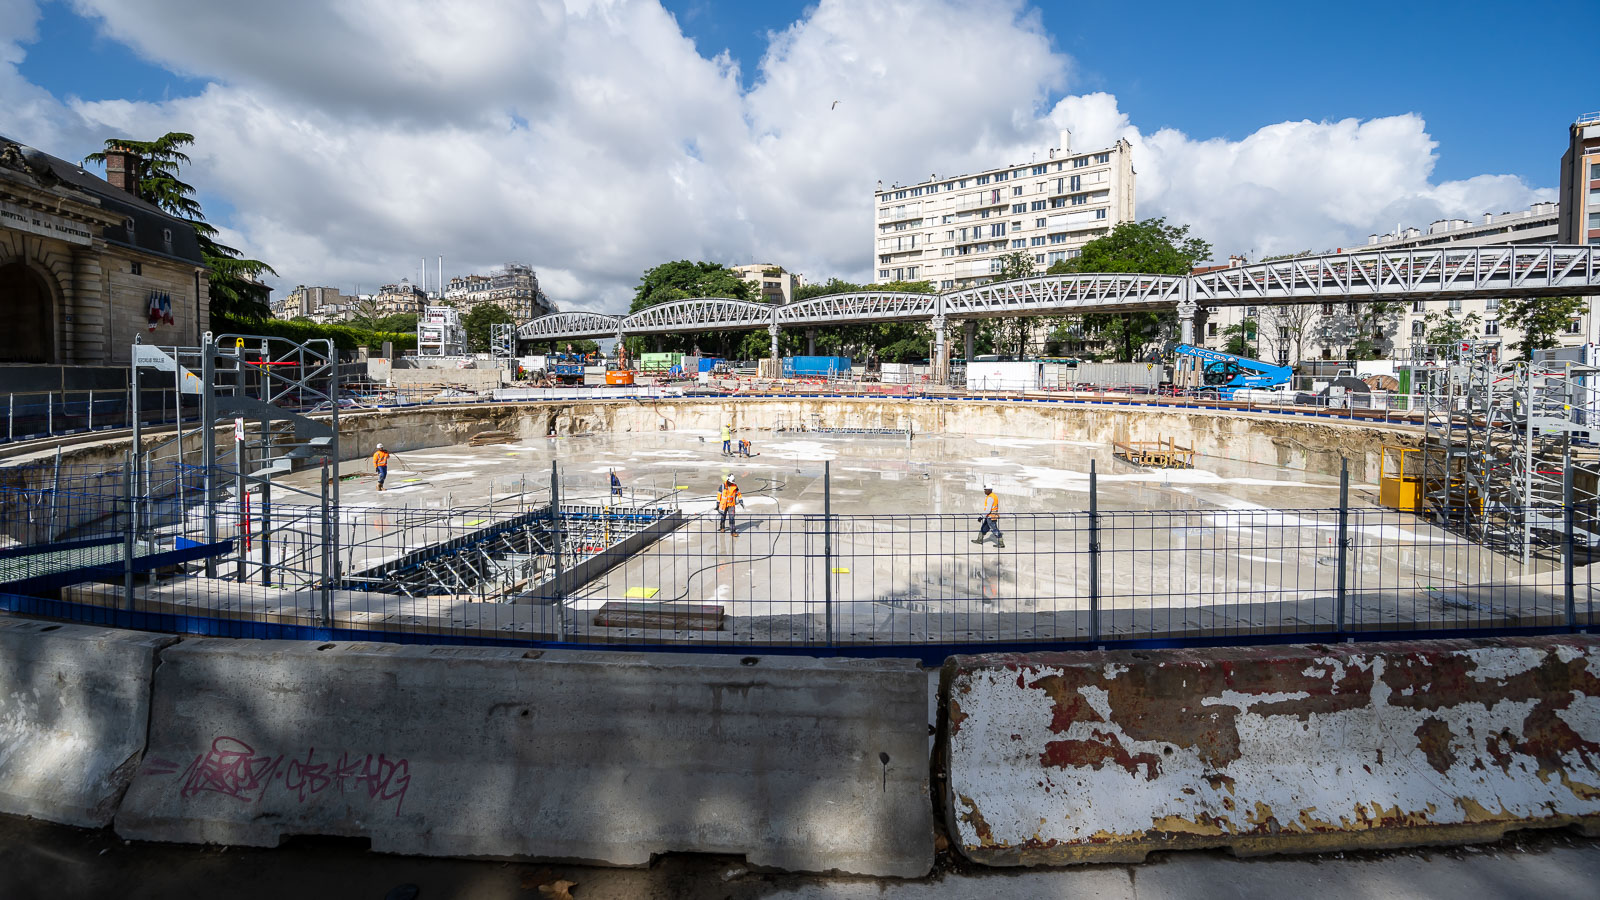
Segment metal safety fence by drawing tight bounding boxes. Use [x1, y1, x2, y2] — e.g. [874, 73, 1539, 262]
[1, 459, 1593, 661]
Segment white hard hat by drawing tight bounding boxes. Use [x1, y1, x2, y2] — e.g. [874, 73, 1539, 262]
[376, 443, 384, 449]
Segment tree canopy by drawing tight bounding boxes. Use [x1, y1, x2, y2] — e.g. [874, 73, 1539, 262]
[1500, 296, 1586, 359]
[1054, 218, 1214, 361]
[85, 133, 277, 320]
[461, 303, 516, 353]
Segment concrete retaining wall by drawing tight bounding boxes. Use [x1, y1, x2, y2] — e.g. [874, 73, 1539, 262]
[0, 618, 175, 827]
[115, 640, 933, 876]
[942, 637, 1600, 866]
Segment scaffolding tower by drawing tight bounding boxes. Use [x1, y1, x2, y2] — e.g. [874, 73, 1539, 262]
[1404, 342, 1599, 562]
[417, 305, 467, 357]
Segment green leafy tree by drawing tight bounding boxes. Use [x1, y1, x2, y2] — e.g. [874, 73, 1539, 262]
[1059, 217, 1213, 361]
[624, 261, 755, 357]
[85, 133, 277, 320]
[1220, 319, 1257, 357]
[1499, 296, 1586, 359]
[461, 303, 516, 353]
[1422, 309, 1482, 346]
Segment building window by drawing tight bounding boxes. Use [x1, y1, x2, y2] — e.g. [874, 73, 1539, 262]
[1094, 153, 1110, 164]
[1031, 236, 1046, 247]
[1246, 307, 1258, 317]
[1568, 319, 1584, 334]
[1411, 300, 1424, 313]
[906, 267, 917, 279]
[1012, 186, 1023, 197]
[1592, 162, 1600, 179]
[130, 261, 142, 276]
[976, 174, 990, 185]
[1034, 254, 1046, 264]
[1073, 157, 1089, 168]
[941, 280, 954, 289]
[1011, 204, 1027, 214]
[1011, 221, 1022, 230]
[1485, 297, 1499, 310]
[1050, 198, 1067, 209]
[1046, 251, 1067, 264]
[995, 171, 1008, 182]
[1448, 298, 1462, 312]
[1321, 303, 1333, 316]
[1095, 209, 1107, 220]
[1070, 175, 1082, 191]
[1207, 323, 1218, 337]
[1031, 165, 1048, 175]
[1071, 193, 1087, 206]
[1589, 212, 1600, 230]
[1035, 218, 1047, 228]
[1011, 239, 1026, 248]
[1049, 233, 1067, 244]
[990, 223, 1006, 237]
[1411, 321, 1425, 339]
[880, 255, 891, 264]
[1031, 200, 1046, 211]
[879, 269, 890, 279]
[1484, 319, 1499, 336]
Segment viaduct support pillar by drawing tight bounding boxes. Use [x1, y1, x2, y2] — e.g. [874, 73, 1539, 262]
[1177, 299, 1198, 346]
[806, 328, 816, 356]
[963, 320, 976, 362]
[931, 315, 948, 385]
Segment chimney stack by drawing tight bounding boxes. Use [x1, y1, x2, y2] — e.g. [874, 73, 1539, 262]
[103, 145, 141, 195]
[1059, 128, 1071, 155]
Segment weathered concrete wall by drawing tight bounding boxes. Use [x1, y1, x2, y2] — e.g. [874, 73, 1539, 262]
[334, 398, 1416, 483]
[942, 637, 1600, 866]
[116, 641, 934, 876]
[388, 367, 508, 391]
[0, 618, 175, 827]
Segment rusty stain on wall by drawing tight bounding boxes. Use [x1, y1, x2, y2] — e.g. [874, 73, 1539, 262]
[943, 637, 1600, 866]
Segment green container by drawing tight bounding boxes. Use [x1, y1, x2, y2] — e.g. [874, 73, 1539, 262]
[640, 352, 684, 373]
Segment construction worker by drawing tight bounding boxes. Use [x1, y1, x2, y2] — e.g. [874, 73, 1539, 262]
[373, 443, 391, 491]
[610, 469, 622, 499]
[721, 422, 732, 456]
[738, 438, 753, 458]
[972, 486, 1004, 548]
[717, 476, 744, 535]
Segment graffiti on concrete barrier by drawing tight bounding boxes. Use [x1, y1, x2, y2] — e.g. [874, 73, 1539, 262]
[141, 736, 412, 816]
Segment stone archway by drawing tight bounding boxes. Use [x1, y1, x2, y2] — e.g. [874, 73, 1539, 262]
[0, 261, 56, 363]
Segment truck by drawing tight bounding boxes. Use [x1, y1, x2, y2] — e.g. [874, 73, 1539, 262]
[1171, 344, 1292, 399]
[547, 353, 585, 385]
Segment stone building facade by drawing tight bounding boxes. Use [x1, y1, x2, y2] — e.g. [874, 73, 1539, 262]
[0, 136, 208, 366]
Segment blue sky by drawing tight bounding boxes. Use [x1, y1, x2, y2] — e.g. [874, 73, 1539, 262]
[5, 0, 1589, 307]
[659, 0, 1595, 188]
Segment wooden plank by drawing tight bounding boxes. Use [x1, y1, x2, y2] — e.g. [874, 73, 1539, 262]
[593, 601, 725, 631]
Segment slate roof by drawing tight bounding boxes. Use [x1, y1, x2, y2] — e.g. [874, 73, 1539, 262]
[1, 133, 205, 267]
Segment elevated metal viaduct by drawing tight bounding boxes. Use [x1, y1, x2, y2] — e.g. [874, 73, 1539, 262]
[518, 244, 1600, 361]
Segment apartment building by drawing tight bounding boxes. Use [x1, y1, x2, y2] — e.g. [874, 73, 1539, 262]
[443, 263, 555, 320]
[873, 132, 1135, 290]
[1200, 201, 1588, 364]
[372, 279, 427, 316]
[280, 284, 355, 319]
[1559, 112, 1600, 246]
[730, 263, 803, 304]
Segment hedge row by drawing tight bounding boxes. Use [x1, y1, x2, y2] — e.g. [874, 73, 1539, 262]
[213, 314, 418, 352]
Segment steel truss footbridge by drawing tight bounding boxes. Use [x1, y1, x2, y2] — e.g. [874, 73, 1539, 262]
[519, 244, 1600, 354]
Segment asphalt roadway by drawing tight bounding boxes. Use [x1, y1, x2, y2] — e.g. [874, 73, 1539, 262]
[3, 814, 1596, 899]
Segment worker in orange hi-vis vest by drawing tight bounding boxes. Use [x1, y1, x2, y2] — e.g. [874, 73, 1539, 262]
[372, 444, 391, 491]
[717, 477, 744, 535]
[972, 486, 1004, 548]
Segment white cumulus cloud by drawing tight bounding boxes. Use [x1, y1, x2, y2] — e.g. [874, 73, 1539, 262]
[0, 0, 1556, 315]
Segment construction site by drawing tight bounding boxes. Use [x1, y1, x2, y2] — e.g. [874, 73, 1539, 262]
[2, 328, 1599, 881]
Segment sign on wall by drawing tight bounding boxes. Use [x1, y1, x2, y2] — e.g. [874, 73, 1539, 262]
[0, 199, 94, 246]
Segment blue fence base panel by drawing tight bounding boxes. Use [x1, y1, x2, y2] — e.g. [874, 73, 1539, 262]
[1, 591, 1585, 666]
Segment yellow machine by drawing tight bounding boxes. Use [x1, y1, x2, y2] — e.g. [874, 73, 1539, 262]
[1379, 445, 1421, 512]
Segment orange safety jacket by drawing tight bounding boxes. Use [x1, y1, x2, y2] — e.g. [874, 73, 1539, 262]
[718, 483, 741, 510]
[984, 492, 999, 520]
[373, 449, 390, 468]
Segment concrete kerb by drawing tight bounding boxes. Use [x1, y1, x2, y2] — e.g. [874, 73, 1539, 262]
[940, 637, 1600, 867]
[114, 640, 935, 877]
[0, 617, 176, 828]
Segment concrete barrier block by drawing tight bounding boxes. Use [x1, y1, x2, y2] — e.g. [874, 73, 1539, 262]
[117, 642, 933, 877]
[944, 637, 1600, 866]
[0, 617, 176, 827]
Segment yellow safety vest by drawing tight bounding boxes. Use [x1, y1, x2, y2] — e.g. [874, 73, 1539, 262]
[984, 493, 999, 519]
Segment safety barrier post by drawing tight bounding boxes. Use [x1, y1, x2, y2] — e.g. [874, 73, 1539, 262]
[551, 460, 566, 642]
[1088, 459, 1100, 644]
[46, 391, 52, 435]
[6, 393, 10, 441]
[87, 389, 93, 430]
[824, 460, 834, 646]
[1336, 458, 1349, 633]
[123, 452, 135, 611]
[1564, 447, 1576, 631]
[319, 459, 333, 629]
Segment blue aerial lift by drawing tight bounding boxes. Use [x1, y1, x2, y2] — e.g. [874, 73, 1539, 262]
[1172, 344, 1293, 399]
